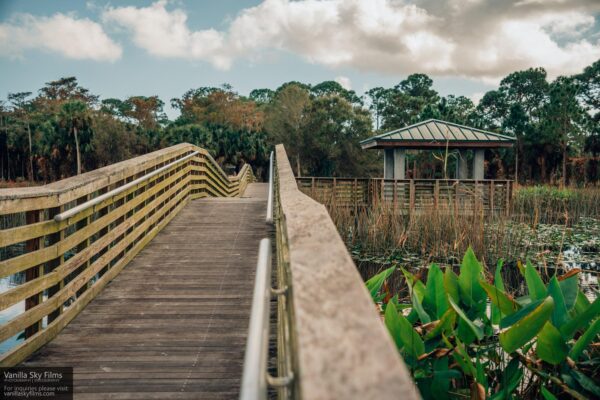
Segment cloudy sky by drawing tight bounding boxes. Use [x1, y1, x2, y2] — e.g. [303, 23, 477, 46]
[1, 0, 599, 117]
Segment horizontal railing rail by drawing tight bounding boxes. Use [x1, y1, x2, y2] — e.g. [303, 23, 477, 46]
[241, 149, 294, 400]
[241, 238, 272, 400]
[0, 143, 253, 366]
[53, 151, 200, 222]
[275, 145, 420, 399]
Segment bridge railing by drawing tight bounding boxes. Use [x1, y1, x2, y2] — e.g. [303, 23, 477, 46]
[273, 145, 420, 399]
[0, 143, 253, 366]
[297, 177, 512, 214]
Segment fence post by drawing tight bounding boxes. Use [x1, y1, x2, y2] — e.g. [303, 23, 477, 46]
[354, 178, 358, 208]
[489, 181, 494, 215]
[332, 178, 337, 205]
[454, 180, 460, 215]
[409, 179, 415, 213]
[47, 205, 65, 324]
[393, 180, 397, 212]
[505, 180, 511, 217]
[24, 210, 42, 338]
[434, 179, 439, 210]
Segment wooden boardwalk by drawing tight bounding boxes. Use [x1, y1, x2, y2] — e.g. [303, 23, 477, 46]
[22, 183, 269, 399]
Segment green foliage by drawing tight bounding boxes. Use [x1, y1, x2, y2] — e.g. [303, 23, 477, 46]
[365, 265, 395, 302]
[367, 247, 600, 399]
[3, 61, 600, 185]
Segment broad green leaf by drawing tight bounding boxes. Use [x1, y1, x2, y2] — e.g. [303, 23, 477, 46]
[480, 279, 520, 317]
[384, 301, 424, 358]
[449, 297, 484, 341]
[413, 280, 426, 302]
[558, 273, 579, 311]
[500, 299, 543, 329]
[457, 318, 477, 344]
[384, 300, 403, 350]
[491, 259, 505, 325]
[401, 267, 417, 287]
[541, 386, 558, 400]
[365, 266, 396, 301]
[560, 297, 600, 339]
[547, 276, 569, 327]
[499, 296, 554, 353]
[475, 357, 488, 391]
[443, 268, 460, 304]
[412, 288, 431, 324]
[524, 261, 547, 300]
[536, 322, 568, 365]
[570, 318, 600, 361]
[431, 357, 451, 400]
[494, 259, 506, 290]
[423, 264, 449, 319]
[458, 247, 486, 310]
[424, 308, 456, 340]
[489, 358, 523, 400]
[572, 290, 591, 317]
[452, 338, 476, 376]
[570, 370, 600, 398]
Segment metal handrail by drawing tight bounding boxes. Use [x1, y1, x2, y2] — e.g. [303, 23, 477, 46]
[266, 151, 274, 224]
[240, 238, 272, 400]
[54, 151, 200, 222]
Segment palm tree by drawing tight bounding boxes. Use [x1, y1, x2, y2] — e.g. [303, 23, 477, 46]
[58, 100, 89, 175]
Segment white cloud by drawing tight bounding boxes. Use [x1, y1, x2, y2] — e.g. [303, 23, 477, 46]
[335, 76, 352, 90]
[0, 13, 122, 61]
[102, 0, 229, 68]
[100, 0, 600, 80]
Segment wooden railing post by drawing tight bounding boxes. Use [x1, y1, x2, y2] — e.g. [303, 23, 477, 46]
[489, 181, 495, 214]
[454, 180, 460, 215]
[409, 179, 415, 213]
[434, 179, 439, 210]
[505, 180, 511, 216]
[332, 178, 337, 205]
[352, 178, 358, 208]
[47, 205, 65, 324]
[393, 180, 398, 212]
[24, 210, 42, 338]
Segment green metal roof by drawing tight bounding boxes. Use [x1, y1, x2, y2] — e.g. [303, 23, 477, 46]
[361, 119, 516, 149]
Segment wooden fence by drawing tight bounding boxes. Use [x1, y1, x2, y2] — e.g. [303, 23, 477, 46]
[296, 177, 512, 214]
[0, 143, 253, 366]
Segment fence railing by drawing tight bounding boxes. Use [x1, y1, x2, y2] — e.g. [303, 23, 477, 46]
[275, 146, 420, 399]
[0, 143, 253, 366]
[297, 177, 512, 214]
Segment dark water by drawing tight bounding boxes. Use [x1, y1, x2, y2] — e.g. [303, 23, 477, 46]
[0, 274, 26, 354]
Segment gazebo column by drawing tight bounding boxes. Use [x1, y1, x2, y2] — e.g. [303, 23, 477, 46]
[384, 149, 394, 179]
[384, 148, 406, 179]
[394, 149, 406, 179]
[473, 149, 485, 180]
[457, 149, 469, 179]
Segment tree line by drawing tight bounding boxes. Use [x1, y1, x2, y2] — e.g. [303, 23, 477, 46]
[0, 60, 598, 185]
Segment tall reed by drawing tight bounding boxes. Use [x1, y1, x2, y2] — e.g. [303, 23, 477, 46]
[310, 184, 600, 293]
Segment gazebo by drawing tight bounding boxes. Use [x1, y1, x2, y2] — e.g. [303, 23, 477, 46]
[360, 119, 515, 180]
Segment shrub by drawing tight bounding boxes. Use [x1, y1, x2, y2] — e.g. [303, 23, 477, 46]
[366, 248, 600, 399]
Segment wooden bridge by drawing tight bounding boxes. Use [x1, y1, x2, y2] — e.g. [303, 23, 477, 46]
[0, 144, 419, 399]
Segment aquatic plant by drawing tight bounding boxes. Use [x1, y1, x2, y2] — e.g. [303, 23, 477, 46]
[366, 248, 600, 399]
